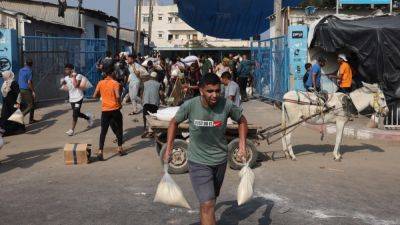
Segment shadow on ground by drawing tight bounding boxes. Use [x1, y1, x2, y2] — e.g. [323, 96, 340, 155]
[40, 109, 69, 121]
[292, 143, 385, 157]
[74, 119, 101, 135]
[190, 197, 274, 225]
[25, 119, 57, 135]
[0, 147, 59, 174]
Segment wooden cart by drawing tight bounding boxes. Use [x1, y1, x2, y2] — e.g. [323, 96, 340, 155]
[147, 116, 262, 174]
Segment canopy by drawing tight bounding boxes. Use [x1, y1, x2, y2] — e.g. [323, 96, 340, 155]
[310, 15, 400, 101]
[176, 0, 303, 39]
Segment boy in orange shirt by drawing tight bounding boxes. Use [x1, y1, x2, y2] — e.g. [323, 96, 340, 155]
[92, 62, 127, 160]
[337, 54, 353, 94]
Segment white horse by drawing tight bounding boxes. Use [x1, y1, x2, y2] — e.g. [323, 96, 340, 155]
[281, 82, 389, 161]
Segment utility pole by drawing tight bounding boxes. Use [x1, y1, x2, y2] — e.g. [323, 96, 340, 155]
[134, 0, 139, 53]
[135, 0, 143, 54]
[116, 0, 121, 53]
[274, 0, 282, 37]
[148, 0, 154, 49]
[78, 0, 83, 28]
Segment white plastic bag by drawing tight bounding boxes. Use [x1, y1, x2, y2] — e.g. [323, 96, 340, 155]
[154, 164, 191, 209]
[237, 163, 255, 206]
[8, 109, 24, 124]
[79, 75, 93, 90]
[134, 63, 149, 77]
[149, 107, 180, 121]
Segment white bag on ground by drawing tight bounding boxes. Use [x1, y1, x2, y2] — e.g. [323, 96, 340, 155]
[8, 109, 24, 124]
[237, 163, 255, 206]
[154, 164, 191, 209]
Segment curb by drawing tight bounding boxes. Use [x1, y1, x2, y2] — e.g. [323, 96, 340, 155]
[304, 123, 400, 142]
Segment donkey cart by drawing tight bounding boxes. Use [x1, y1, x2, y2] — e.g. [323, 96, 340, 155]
[146, 106, 334, 174]
[147, 116, 262, 174]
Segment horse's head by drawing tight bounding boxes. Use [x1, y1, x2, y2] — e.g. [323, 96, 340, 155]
[362, 82, 389, 116]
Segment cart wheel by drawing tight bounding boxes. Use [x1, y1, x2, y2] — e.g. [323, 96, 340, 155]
[228, 138, 258, 170]
[156, 132, 184, 155]
[159, 139, 189, 174]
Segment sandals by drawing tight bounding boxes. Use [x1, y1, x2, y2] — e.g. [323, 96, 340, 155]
[96, 151, 104, 161]
[118, 147, 127, 156]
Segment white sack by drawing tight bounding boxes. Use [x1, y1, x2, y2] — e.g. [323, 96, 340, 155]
[182, 56, 199, 66]
[8, 109, 24, 124]
[237, 163, 255, 206]
[79, 75, 93, 90]
[150, 107, 180, 121]
[320, 74, 338, 93]
[142, 57, 158, 67]
[154, 164, 191, 209]
[134, 63, 149, 77]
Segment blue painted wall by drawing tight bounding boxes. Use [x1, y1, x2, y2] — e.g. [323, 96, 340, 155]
[288, 25, 309, 91]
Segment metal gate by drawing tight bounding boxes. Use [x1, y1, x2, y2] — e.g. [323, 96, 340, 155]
[21, 36, 106, 101]
[251, 36, 289, 101]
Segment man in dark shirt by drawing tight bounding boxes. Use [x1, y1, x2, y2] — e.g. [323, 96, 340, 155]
[18, 59, 38, 124]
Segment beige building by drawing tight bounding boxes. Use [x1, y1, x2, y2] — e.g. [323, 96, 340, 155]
[140, 3, 250, 49]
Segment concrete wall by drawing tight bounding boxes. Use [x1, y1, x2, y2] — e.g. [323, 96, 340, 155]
[82, 15, 107, 39]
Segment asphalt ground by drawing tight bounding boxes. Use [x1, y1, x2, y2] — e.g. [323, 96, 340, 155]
[0, 100, 399, 225]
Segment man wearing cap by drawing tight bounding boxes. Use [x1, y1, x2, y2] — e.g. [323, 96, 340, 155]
[142, 71, 162, 137]
[336, 54, 353, 94]
[305, 57, 326, 92]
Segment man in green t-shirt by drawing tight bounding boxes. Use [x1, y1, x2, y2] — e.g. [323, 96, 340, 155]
[163, 73, 248, 225]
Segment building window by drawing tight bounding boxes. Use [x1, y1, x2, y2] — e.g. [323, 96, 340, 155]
[193, 34, 198, 40]
[175, 34, 179, 39]
[187, 34, 191, 40]
[158, 32, 163, 39]
[94, 25, 100, 38]
[143, 16, 149, 23]
[168, 34, 173, 41]
[168, 17, 173, 23]
[158, 15, 163, 20]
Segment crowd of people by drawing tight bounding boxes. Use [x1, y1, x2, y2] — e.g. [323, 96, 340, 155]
[1, 51, 253, 148]
[92, 51, 253, 139]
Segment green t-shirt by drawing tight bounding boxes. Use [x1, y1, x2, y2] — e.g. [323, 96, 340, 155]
[175, 96, 243, 166]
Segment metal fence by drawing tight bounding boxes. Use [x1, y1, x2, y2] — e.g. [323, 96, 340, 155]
[251, 36, 289, 101]
[21, 36, 106, 101]
[384, 102, 400, 130]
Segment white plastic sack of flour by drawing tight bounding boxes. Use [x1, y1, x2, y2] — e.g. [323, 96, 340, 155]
[8, 109, 24, 124]
[79, 75, 93, 90]
[150, 107, 180, 121]
[154, 164, 191, 209]
[237, 163, 255, 206]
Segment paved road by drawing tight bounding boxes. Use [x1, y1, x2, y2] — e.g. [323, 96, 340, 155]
[0, 100, 399, 225]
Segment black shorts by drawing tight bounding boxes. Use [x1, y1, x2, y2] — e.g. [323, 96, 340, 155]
[188, 160, 227, 204]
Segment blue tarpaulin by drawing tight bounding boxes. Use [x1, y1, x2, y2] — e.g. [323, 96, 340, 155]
[177, 0, 303, 39]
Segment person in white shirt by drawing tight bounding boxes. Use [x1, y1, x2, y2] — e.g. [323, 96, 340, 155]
[127, 54, 142, 115]
[61, 64, 94, 136]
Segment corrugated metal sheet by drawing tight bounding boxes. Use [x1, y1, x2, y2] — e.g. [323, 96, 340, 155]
[0, 1, 80, 28]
